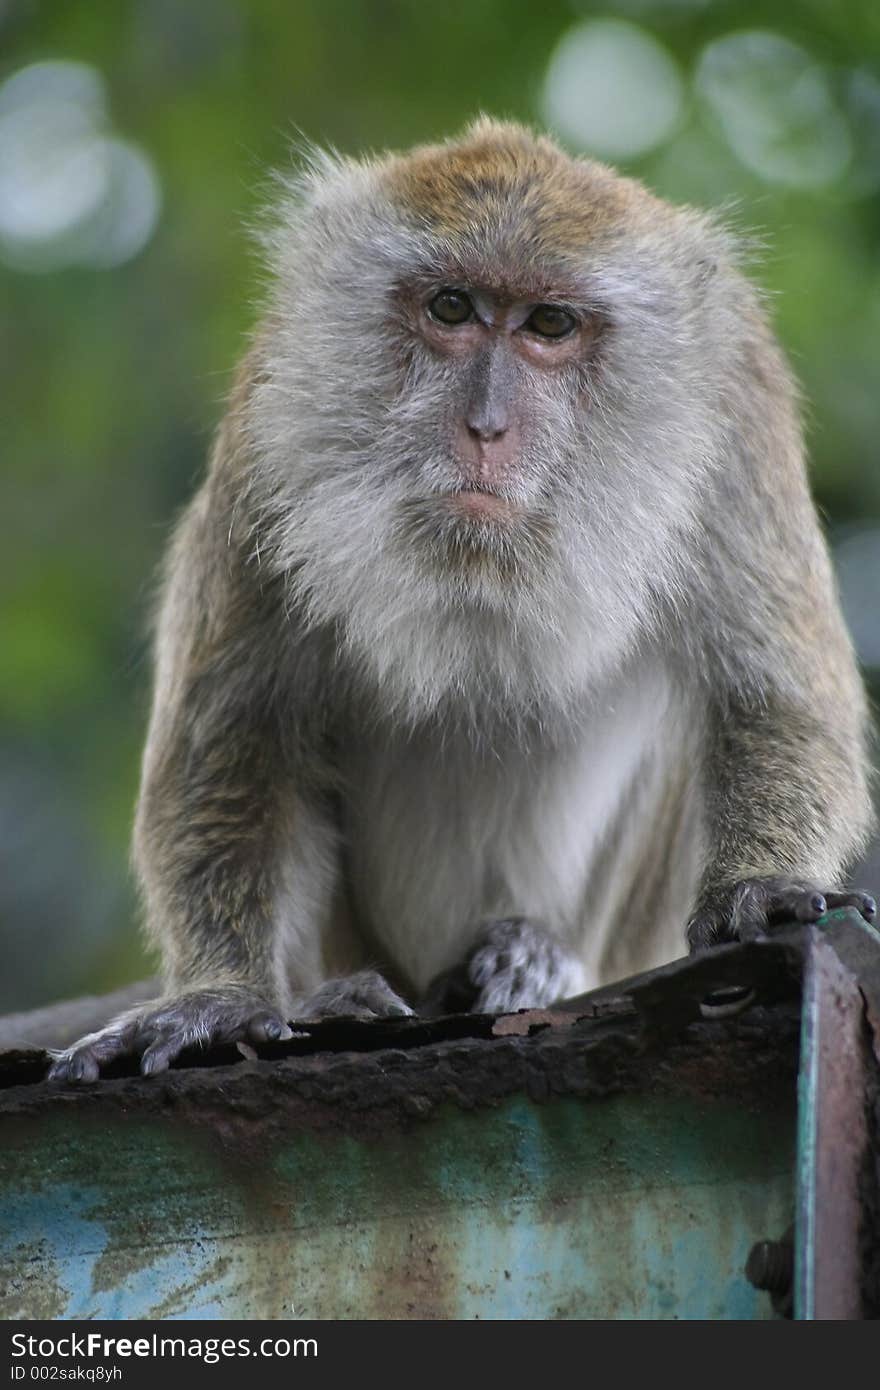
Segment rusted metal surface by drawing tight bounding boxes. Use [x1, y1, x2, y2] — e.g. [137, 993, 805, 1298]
[0, 998, 801, 1151]
[0, 939, 803, 1320]
[0, 1083, 796, 1320]
[794, 912, 880, 1320]
[863, 1043, 880, 1317]
[796, 933, 866, 1318]
[0, 913, 877, 1320]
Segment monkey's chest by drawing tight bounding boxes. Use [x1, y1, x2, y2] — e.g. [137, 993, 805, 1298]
[341, 679, 673, 992]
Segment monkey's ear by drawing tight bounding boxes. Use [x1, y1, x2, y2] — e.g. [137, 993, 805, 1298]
[694, 257, 718, 286]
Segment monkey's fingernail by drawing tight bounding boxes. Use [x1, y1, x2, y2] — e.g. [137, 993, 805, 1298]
[809, 894, 826, 916]
[863, 896, 876, 919]
[251, 1016, 293, 1042]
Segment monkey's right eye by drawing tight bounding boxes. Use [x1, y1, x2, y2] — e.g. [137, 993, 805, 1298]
[428, 289, 474, 325]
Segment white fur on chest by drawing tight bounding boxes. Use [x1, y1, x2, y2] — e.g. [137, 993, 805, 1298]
[342, 662, 681, 993]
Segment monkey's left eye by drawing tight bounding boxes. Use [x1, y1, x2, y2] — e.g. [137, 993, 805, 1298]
[428, 289, 474, 325]
[526, 305, 577, 339]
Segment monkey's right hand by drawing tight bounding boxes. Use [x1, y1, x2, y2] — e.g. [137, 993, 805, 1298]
[46, 986, 294, 1083]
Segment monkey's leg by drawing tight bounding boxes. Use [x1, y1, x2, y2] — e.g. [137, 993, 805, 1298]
[686, 698, 876, 953]
[424, 918, 585, 1014]
[292, 969, 412, 1021]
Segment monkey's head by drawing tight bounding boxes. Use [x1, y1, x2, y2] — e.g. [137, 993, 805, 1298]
[249, 119, 748, 726]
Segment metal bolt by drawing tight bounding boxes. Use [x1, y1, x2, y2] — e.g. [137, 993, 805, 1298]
[746, 1238, 793, 1295]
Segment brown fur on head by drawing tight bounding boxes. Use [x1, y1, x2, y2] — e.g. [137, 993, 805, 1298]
[385, 116, 632, 255]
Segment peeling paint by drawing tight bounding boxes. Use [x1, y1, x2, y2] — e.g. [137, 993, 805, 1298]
[0, 934, 823, 1320]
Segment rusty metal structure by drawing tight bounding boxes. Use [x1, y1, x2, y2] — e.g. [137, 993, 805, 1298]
[1, 907, 878, 1319]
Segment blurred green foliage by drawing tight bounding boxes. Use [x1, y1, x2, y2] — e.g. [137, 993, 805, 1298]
[1, 0, 878, 1010]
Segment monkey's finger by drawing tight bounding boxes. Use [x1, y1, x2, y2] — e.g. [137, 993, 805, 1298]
[361, 1002, 415, 1019]
[140, 1034, 185, 1075]
[469, 949, 511, 988]
[765, 886, 826, 926]
[47, 1048, 101, 1084]
[378, 999, 414, 1018]
[247, 1012, 294, 1044]
[344, 971, 415, 1017]
[47, 1023, 138, 1083]
[46, 1054, 75, 1083]
[293, 1000, 382, 1021]
[295, 999, 406, 1022]
[822, 891, 877, 922]
[686, 916, 721, 952]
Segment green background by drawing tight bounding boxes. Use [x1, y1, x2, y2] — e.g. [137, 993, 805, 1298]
[2, 0, 879, 1011]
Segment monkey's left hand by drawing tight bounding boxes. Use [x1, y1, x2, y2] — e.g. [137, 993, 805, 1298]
[687, 875, 876, 953]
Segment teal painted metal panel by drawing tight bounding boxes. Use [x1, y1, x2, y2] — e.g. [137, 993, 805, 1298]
[1, 1088, 794, 1320]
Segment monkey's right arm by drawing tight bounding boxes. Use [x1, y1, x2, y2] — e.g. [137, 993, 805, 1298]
[47, 455, 296, 1080]
[48, 411, 408, 1082]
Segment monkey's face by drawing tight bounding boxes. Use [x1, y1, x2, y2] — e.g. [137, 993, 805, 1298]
[251, 122, 737, 724]
[387, 277, 603, 583]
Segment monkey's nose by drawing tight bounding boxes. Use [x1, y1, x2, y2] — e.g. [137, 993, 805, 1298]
[456, 417, 519, 487]
[467, 422, 508, 443]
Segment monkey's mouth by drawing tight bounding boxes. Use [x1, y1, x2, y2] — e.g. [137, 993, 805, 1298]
[394, 495, 555, 585]
[442, 490, 520, 522]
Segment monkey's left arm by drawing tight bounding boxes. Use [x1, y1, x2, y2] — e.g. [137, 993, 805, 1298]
[686, 692, 876, 949]
[684, 350, 876, 950]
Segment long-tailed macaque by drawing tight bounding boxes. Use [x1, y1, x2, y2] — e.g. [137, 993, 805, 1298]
[49, 119, 875, 1081]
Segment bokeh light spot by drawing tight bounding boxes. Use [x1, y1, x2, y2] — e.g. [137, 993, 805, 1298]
[695, 32, 851, 189]
[0, 59, 160, 271]
[542, 19, 684, 160]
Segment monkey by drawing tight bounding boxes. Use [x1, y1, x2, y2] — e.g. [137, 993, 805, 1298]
[47, 118, 875, 1082]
